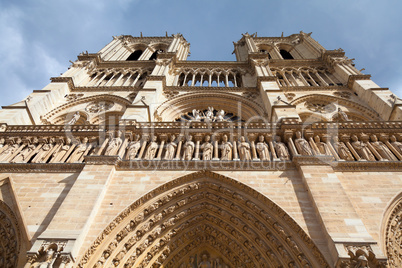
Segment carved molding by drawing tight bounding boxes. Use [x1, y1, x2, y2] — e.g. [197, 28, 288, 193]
[78, 170, 329, 267]
[0, 200, 21, 268]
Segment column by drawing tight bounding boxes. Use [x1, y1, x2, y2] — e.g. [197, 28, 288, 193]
[193, 135, 202, 160]
[174, 136, 183, 160]
[155, 135, 167, 160]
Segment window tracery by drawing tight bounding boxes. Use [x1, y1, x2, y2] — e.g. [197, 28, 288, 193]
[175, 68, 244, 87]
[271, 67, 343, 87]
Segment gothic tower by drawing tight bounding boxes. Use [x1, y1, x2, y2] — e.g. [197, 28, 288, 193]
[0, 32, 401, 267]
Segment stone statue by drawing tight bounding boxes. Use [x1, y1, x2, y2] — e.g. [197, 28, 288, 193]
[11, 143, 36, 163]
[198, 254, 211, 268]
[313, 135, 331, 155]
[205, 107, 214, 123]
[0, 138, 4, 148]
[68, 137, 89, 163]
[390, 135, 402, 155]
[51, 138, 72, 163]
[332, 136, 354, 161]
[192, 109, 202, 121]
[238, 136, 251, 161]
[215, 110, 225, 122]
[67, 111, 80, 125]
[201, 135, 213, 160]
[105, 131, 123, 156]
[294, 131, 312, 155]
[144, 136, 158, 160]
[34, 141, 54, 163]
[182, 135, 195, 160]
[0, 143, 20, 162]
[350, 135, 375, 161]
[164, 135, 177, 160]
[274, 136, 290, 160]
[220, 134, 232, 160]
[337, 107, 350, 121]
[256, 135, 270, 160]
[127, 134, 141, 160]
[370, 135, 397, 161]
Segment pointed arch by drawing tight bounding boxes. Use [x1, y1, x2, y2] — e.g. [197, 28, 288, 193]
[381, 191, 402, 268]
[78, 171, 330, 268]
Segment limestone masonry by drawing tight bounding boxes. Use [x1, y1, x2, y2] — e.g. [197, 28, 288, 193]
[0, 32, 401, 267]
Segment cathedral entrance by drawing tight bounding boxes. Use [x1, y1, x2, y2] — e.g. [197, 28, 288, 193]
[79, 171, 329, 267]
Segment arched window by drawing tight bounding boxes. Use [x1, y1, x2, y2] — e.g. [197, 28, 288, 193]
[280, 49, 294, 60]
[126, 50, 143, 61]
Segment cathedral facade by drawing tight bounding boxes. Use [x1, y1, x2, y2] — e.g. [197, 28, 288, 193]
[0, 32, 401, 267]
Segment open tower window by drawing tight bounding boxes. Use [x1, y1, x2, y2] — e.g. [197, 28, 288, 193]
[280, 49, 294, 60]
[126, 50, 143, 61]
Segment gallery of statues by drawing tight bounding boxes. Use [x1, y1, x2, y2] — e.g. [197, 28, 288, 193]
[0, 32, 401, 267]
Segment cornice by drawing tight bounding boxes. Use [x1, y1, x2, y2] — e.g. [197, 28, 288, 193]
[347, 74, 372, 89]
[116, 159, 293, 171]
[84, 155, 120, 165]
[332, 160, 402, 172]
[0, 163, 84, 173]
[292, 155, 334, 166]
[281, 85, 349, 92]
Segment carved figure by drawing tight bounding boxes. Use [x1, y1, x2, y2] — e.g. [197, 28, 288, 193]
[68, 137, 89, 163]
[67, 111, 81, 125]
[0, 138, 4, 148]
[127, 134, 141, 160]
[144, 136, 158, 160]
[201, 135, 213, 160]
[370, 135, 397, 161]
[215, 110, 225, 122]
[205, 107, 214, 123]
[332, 136, 354, 161]
[337, 107, 350, 121]
[11, 143, 35, 163]
[294, 131, 312, 155]
[192, 109, 202, 121]
[0, 143, 20, 162]
[182, 135, 195, 160]
[351, 135, 375, 161]
[220, 135, 232, 160]
[164, 135, 177, 160]
[256, 135, 270, 160]
[238, 136, 251, 160]
[105, 131, 122, 156]
[274, 136, 290, 160]
[34, 142, 54, 163]
[313, 135, 331, 155]
[198, 254, 211, 268]
[390, 135, 402, 155]
[52, 138, 72, 162]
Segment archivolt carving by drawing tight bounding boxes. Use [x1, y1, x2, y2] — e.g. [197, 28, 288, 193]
[382, 192, 402, 268]
[291, 94, 381, 121]
[155, 92, 267, 122]
[78, 171, 329, 267]
[41, 94, 131, 125]
[0, 200, 21, 267]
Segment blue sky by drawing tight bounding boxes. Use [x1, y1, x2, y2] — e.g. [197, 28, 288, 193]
[0, 0, 401, 107]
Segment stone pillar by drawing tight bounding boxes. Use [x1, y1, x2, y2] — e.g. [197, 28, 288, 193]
[193, 135, 202, 160]
[155, 134, 167, 160]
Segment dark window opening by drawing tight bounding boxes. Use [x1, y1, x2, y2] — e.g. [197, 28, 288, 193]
[126, 50, 143, 61]
[280, 49, 294, 60]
